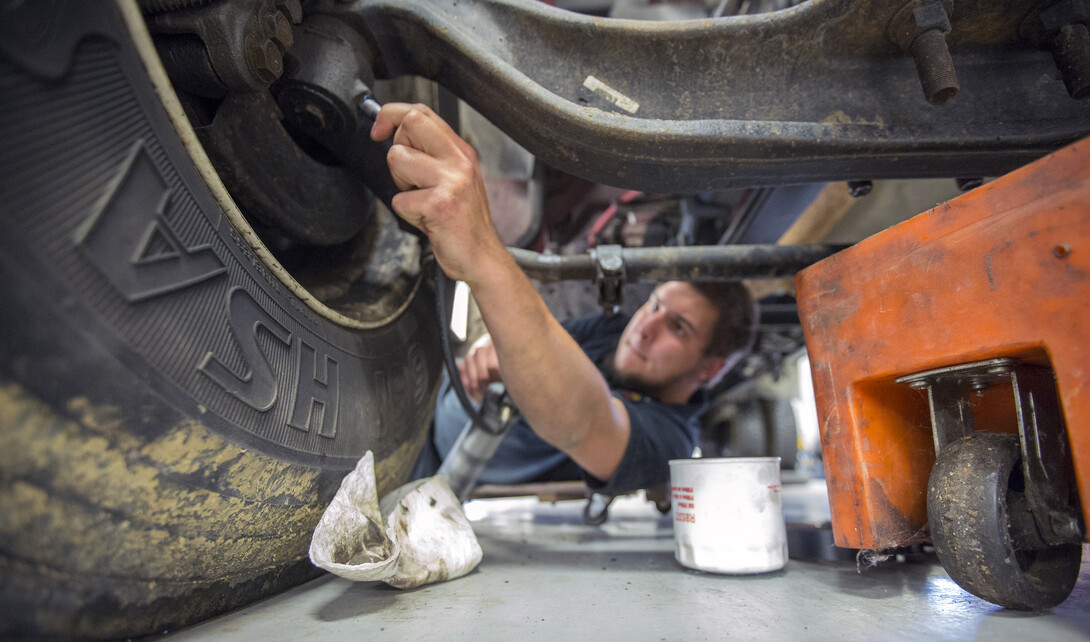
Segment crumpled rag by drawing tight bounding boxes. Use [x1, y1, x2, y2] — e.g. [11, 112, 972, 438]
[309, 451, 482, 589]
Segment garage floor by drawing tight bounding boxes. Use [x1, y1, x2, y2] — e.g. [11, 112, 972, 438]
[171, 480, 1090, 641]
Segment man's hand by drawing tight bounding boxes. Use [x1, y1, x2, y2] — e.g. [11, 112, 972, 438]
[458, 334, 501, 403]
[370, 103, 506, 283]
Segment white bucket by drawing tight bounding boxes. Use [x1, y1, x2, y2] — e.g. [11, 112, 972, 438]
[668, 457, 788, 574]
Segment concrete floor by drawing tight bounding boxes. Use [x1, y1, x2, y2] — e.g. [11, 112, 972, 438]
[172, 482, 1090, 641]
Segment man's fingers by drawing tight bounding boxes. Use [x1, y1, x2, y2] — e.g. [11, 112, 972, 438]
[369, 103, 419, 141]
[462, 351, 481, 397]
[389, 188, 439, 232]
[459, 367, 476, 400]
[458, 361, 475, 399]
[475, 349, 502, 389]
[474, 343, 499, 381]
[455, 344, 498, 406]
[371, 103, 460, 159]
[386, 144, 442, 193]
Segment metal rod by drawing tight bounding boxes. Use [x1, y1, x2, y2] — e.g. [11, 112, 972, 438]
[507, 249, 596, 281]
[508, 244, 846, 283]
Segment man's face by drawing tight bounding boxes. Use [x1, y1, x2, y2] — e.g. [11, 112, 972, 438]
[612, 282, 721, 400]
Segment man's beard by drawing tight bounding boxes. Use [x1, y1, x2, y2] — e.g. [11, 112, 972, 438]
[604, 351, 665, 400]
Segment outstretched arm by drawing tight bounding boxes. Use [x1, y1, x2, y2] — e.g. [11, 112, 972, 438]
[371, 103, 630, 481]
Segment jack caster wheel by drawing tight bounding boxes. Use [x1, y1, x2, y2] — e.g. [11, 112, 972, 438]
[927, 432, 1083, 610]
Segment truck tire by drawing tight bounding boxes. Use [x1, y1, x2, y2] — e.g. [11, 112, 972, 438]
[0, 1, 441, 638]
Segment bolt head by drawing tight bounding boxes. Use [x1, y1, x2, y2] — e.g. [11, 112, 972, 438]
[245, 38, 283, 84]
[968, 376, 990, 392]
[848, 180, 873, 197]
[1041, 1, 1090, 33]
[889, 0, 952, 49]
[263, 40, 283, 71]
[256, 4, 293, 52]
[912, 1, 951, 34]
[600, 256, 623, 271]
[271, 11, 294, 51]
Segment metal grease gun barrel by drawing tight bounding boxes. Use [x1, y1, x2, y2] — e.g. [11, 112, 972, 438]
[438, 382, 519, 502]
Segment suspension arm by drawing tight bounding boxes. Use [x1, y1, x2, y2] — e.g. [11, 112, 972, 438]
[318, 0, 1090, 192]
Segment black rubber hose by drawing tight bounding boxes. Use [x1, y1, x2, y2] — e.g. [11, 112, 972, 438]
[431, 255, 492, 433]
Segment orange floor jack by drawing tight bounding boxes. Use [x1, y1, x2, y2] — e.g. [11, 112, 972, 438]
[796, 138, 1089, 610]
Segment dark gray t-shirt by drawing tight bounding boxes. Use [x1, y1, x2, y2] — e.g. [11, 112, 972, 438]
[428, 313, 704, 495]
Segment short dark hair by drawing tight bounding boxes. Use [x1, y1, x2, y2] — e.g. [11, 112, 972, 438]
[687, 281, 757, 360]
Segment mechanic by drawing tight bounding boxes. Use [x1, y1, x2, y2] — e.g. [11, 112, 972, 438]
[370, 103, 756, 495]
